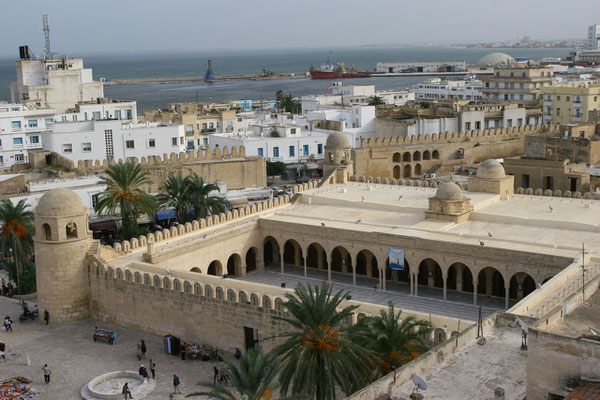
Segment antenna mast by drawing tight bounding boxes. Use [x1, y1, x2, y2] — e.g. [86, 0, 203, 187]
[43, 14, 54, 60]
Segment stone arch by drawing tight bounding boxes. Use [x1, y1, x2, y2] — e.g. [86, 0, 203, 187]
[393, 152, 401, 162]
[331, 246, 351, 273]
[403, 152, 412, 162]
[173, 279, 182, 291]
[245, 247, 258, 273]
[216, 287, 224, 300]
[153, 275, 161, 287]
[143, 273, 151, 285]
[204, 284, 213, 297]
[423, 150, 431, 160]
[134, 272, 141, 283]
[183, 281, 192, 293]
[307, 242, 328, 270]
[386, 257, 410, 284]
[403, 164, 412, 178]
[163, 277, 171, 290]
[190, 267, 202, 274]
[263, 236, 280, 265]
[417, 258, 443, 289]
[393, 165, 401, 179]
[193, 283, 202, 295]
[461, 266, 474, 293]
[43, 223, 52, 240]
[226, 253, 243, 276]
[414, 163, 422, 176]
[477, 267, 506, 298]
[66, 222, 78, 239]
[116, 268, 123, 280]
[283, 239, 303, 266]
[413, 151, 421, 161]
[509, 272, 536, 301]
[227, 288, 236, 302]
[262, 295, 272, 309]
[355, 249, 378, 278]
[239, 291, 248, 304]
[207, 260, 223, 276]
[275, 298, 284, 312]
[125, 270, 132, 282]
[432, 150, 440, 160]
[434, 328, 447, 344]
[447, 262, 471, 292]
[250, 293, 259, 306]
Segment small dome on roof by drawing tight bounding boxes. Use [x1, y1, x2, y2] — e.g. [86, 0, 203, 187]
[476, 159, 506, 179]
[476, 52, 515, 68]
[325, 133, 350, 149]
[435, 182, 463, 201]
[36, 188, 85, 217]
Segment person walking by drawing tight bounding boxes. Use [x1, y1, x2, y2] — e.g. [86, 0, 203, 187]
[122, 382, 132, 399]
[136, 344, 142, 360]
[43, 310, 49, 325]
[172, 374, 181, 394]
[0, 340, 5, 359]
[219, 364, 227, 386]
[42, 364, 51, 383]
[149, 359, 156, 379]
[179, 343, 186, 361]
[213, 366, 219, 385]
[140, 340, 147, 358]
[4, 316, 12, 332]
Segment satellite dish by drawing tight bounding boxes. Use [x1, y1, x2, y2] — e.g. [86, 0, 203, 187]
[412, 375, 427, 391]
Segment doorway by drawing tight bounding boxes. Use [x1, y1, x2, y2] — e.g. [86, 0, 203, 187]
[244, 327, 259, 350]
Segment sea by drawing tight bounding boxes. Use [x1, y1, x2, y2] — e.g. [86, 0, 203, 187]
[0, 47, 572, 112]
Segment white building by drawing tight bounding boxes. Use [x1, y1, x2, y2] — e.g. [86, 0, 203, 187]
[588, 24, 600, 50]
[209, 123, 329, 164]
[376, 61, 466, 73]
[305, 105, 375, 136]
[411, 78, 484, 101]
[9, 57, 104, 113]
[301, 84, 413, 113]
[41, 120, 186, 165]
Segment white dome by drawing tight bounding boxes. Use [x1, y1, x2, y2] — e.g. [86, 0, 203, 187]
[477, 159, 506, 179]
[476, 53, 515, 68]
[435, 182, 463, 201]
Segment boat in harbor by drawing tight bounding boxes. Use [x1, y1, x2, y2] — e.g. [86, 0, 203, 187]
[309, 62, 371, 79]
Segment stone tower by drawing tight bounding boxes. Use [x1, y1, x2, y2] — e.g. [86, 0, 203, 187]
[34, 188, 92, 322]
[323, 132, 353, 183]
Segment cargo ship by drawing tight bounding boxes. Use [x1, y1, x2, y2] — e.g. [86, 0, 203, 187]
[309, 62, 371, 79]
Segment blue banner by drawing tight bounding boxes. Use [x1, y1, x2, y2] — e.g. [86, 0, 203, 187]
[389, 248, 404, 270]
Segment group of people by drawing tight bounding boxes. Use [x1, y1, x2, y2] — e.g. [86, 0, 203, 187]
[213, 364, 232, 386]
[1, 278, 14, 297]
[136, 339, 147, 360]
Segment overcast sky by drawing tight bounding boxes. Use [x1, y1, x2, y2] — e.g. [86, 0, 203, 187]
[1, 0, 599, 57]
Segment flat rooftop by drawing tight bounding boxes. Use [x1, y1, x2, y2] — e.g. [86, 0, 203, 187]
[546, 287, 600, 339]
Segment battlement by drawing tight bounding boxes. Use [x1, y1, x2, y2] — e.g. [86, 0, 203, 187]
[360, 124, 560, 148]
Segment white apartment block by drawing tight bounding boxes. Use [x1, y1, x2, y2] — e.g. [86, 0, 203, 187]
[41, 120, 186, 165]
[302, 84, 413, 112]
[376, 61, 466, 73]
[481, 67, 554, 103]
[209, 123, 329, 164]
[588, 24, 600, 50]
[412, 79, 484, 101]
[305, 105, 376, 135]
[9, 58, 104, 113]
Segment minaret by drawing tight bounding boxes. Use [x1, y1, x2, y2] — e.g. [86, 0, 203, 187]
[323, 132, 353, 183]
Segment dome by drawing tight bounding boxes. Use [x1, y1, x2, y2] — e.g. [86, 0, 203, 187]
[476, 52, 515, 68]
[435, 182, 463, 201]
[476, 159, 506, 179]
[36, 188, 85, 217]
[325, 133, 350, 149]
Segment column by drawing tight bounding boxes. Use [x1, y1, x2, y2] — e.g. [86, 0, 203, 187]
[303, 256, 307, 278]
[257, 250, 265, 271]
[414, 274, 419, 297]
[473, 280, 478, 305]
[327, 258, 332, 283]
[352, 263, 356, 287]
[504, 286, 509, 310]
[280, 255, 284, 275]
[382, 268, 386, 291]
[410, 273, 414, 296]
[443, 274, 447, 301]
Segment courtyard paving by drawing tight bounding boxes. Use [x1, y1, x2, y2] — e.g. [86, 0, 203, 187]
[239, 264, 512, 321]
[0, 295, 227, 400]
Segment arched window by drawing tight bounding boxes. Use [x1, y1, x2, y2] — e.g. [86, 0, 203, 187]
[341, 152, 347, 164]
[66, 222, 78, 239]
[43, 223, 51, 240]
[328, 152, 334, 162]
[392, 153, 401, 163]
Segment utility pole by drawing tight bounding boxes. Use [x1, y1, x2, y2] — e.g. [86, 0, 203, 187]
[582, 242, 586, 301]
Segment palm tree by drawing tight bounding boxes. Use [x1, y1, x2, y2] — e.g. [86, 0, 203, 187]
[367, 96, 385, 106]
[156, 173, 191, 224]
[187, 174, 226, 218]
[350, 302, 431, 377]
[280, 94, 301, 114]
[271, 282, 374, 400]
[0, 199, 34, 294]
[187, 348, 281, 400]
[95, 163, 157, 239]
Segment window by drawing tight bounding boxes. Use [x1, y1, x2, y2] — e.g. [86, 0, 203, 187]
[557, 96, 561, 101]
[556, 108, 561, 116]
[172, 137, 178, 146]
[289, 145, 295, 156]
[290, 128, 296, 134]
[44, 118, 54, 125]
[257, 148, 264, 157]
[317, 144, 323, 154]
[566, 96, 570, 102]
[522, 72, 526, 77]
[484, 121, 489, 129]
[92, 111, 101, 120]
[105, 111, 109, 119]
[465, 122, 471, 130]
[126, 140, 135, 149]
[84, 112, 88, 121]
[595, 96, 598, 102]
[13, 138, 23, 146]
[62, 144, 73, 153]
[28, 120, 38, 128]
[544, 176, 554, 190]
[180, 137, 184, 145]
[11, 121, 21, 130]
[30, 136, 39, 144]
[72, 115, 77, 122]
[507, 119, 512, 127]
[81, 142, 92, 152]
[303, 144, 309, 155]
[92, 193, 100, 208]
[517, 118, 523, 126]
[14, 154, 24, 163]
[475, 121, 481, 130]
[185, 124, 194, 136]
[203, 138, 208, 146]
[0, 156, 3, 164]
[114, 110, 121, 120]
[522, 174, 530, 188]
[273, 147, 279, 157]
[148, 139, 156, 148]
[187, 140, 195, 150]
[61, 116, 67, 122]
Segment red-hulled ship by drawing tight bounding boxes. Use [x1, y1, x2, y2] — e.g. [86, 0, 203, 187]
[309, 62, 371, 79]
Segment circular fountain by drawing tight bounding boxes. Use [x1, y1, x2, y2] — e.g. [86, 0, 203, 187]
[80, 371, 156, 399]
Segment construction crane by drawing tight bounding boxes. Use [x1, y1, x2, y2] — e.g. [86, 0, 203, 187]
[42, 14, 55, 60]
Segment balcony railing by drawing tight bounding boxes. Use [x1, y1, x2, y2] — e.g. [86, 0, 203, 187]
[201, 128, 216, 133]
